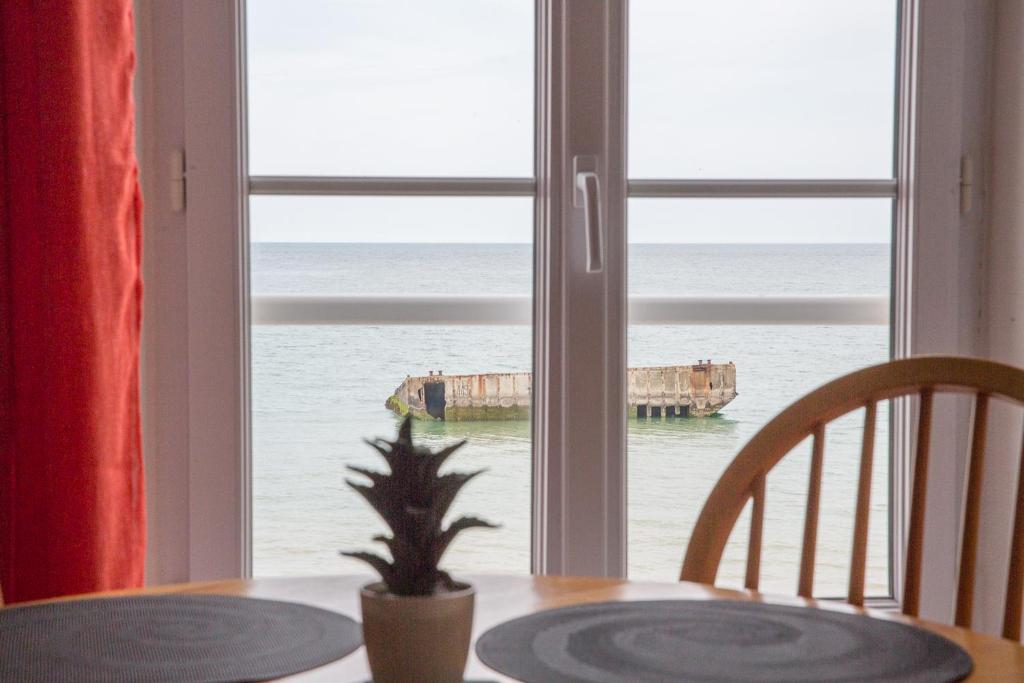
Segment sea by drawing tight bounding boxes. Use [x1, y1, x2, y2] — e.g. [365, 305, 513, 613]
[250, 243, 892, 597]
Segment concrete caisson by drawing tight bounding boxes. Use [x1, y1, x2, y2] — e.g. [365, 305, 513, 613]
[386, 363, 736, 421]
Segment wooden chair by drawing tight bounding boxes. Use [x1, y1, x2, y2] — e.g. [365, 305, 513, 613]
[680, 355, 1024, 639]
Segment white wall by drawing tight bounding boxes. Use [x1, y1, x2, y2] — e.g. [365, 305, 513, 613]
[986, 1, 1024, 363]
[908, 0, 1024, 638]
[909, 0, 991, 625]
[974, 0, 1024, 636]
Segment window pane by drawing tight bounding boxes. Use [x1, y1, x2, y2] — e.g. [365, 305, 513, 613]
[246, 0, 534, 177]
[250, 196, 533, 294]
[627, 325, 890, 596]
[627, 198, 891, 597]
[250, 199, 533, 576]
[629, 198, 892, 295]
[252, 325, 532, 576]
[629, 0, 898, 178]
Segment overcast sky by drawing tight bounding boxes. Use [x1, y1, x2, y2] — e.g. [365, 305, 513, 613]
[247, 0, 897, 243]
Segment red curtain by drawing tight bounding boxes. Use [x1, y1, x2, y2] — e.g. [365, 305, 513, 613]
[0, 1, 145, 603]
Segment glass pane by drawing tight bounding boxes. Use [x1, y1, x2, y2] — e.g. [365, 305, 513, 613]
[629, 0, 898, 178]
[246, 0, 534, 177]
[629, 198, 892, 295]
[252, 325, 532, 576]
[628, 326, 890, 596]
[250, 199, 533, 576]
[250, 196, 533, 294]
[627, 199, 891, 597]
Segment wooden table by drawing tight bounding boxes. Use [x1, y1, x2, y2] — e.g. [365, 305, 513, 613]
[57, 574, 1024, 681]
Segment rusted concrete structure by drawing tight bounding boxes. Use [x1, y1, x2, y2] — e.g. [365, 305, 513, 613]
[627, 363, 736, 418]
[386, 363, 736, 421]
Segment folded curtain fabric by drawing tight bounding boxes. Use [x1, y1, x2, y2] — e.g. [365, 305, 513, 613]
[0, 0, 145, 603]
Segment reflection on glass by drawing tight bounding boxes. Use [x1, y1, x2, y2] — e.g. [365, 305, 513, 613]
[629, 0, 898, 178]
[246, 0, 534, 176]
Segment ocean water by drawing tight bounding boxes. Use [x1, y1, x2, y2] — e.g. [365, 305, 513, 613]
[251, 243, 891, 597]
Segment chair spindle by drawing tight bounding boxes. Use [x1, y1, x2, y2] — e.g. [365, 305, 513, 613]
[955, 393, 990, 628]
[681, 357, 1024, 638]
[745, 473, 767, 591]
[1002, 435, 1024, 640]
[848, 400, 877, 606]
[799, 424, 826, 598]
[903, 388, 934, 617]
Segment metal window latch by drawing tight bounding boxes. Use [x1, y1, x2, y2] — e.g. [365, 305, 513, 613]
[573, 155, 604, 273]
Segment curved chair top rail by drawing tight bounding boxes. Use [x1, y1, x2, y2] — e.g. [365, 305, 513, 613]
[732, 356, 1024, 469]
[681, 355, 1024, 638]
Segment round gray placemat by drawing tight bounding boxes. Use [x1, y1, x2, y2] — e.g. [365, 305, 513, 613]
[476, 600, 973, 683]
[0, 594, 362, 682]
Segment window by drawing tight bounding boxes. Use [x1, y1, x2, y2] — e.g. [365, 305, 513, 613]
[624, 1, 897, 595]
[171, 0, 912, 595]
[246, 0, 536, 576]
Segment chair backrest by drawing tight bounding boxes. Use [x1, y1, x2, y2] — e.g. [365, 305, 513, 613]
[680, 355, 1024, 639]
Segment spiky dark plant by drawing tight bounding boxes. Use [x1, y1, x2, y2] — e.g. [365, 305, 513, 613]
[342, 416, 498, 596]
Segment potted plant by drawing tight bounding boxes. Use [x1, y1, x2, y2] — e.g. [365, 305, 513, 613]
[343, 416, 497, 683]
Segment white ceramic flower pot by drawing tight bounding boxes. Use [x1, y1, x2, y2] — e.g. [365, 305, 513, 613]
[360, 581, 475, 683]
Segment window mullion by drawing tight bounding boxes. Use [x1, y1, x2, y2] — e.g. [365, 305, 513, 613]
[628, 179, 898, 198]
[248, 176, 535, 197]
[533, 0, 628, 578]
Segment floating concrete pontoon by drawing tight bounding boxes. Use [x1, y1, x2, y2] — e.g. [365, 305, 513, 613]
[386, 362, 736, 421]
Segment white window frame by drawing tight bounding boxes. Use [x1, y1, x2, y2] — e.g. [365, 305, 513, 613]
[138, 0, 984, 619]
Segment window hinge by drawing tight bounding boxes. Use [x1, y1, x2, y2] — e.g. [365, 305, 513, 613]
[959, 155, 973, 215]
[170, 148, 186, 212]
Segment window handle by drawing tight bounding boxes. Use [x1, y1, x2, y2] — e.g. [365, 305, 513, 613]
[575, 166, 604, 273]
